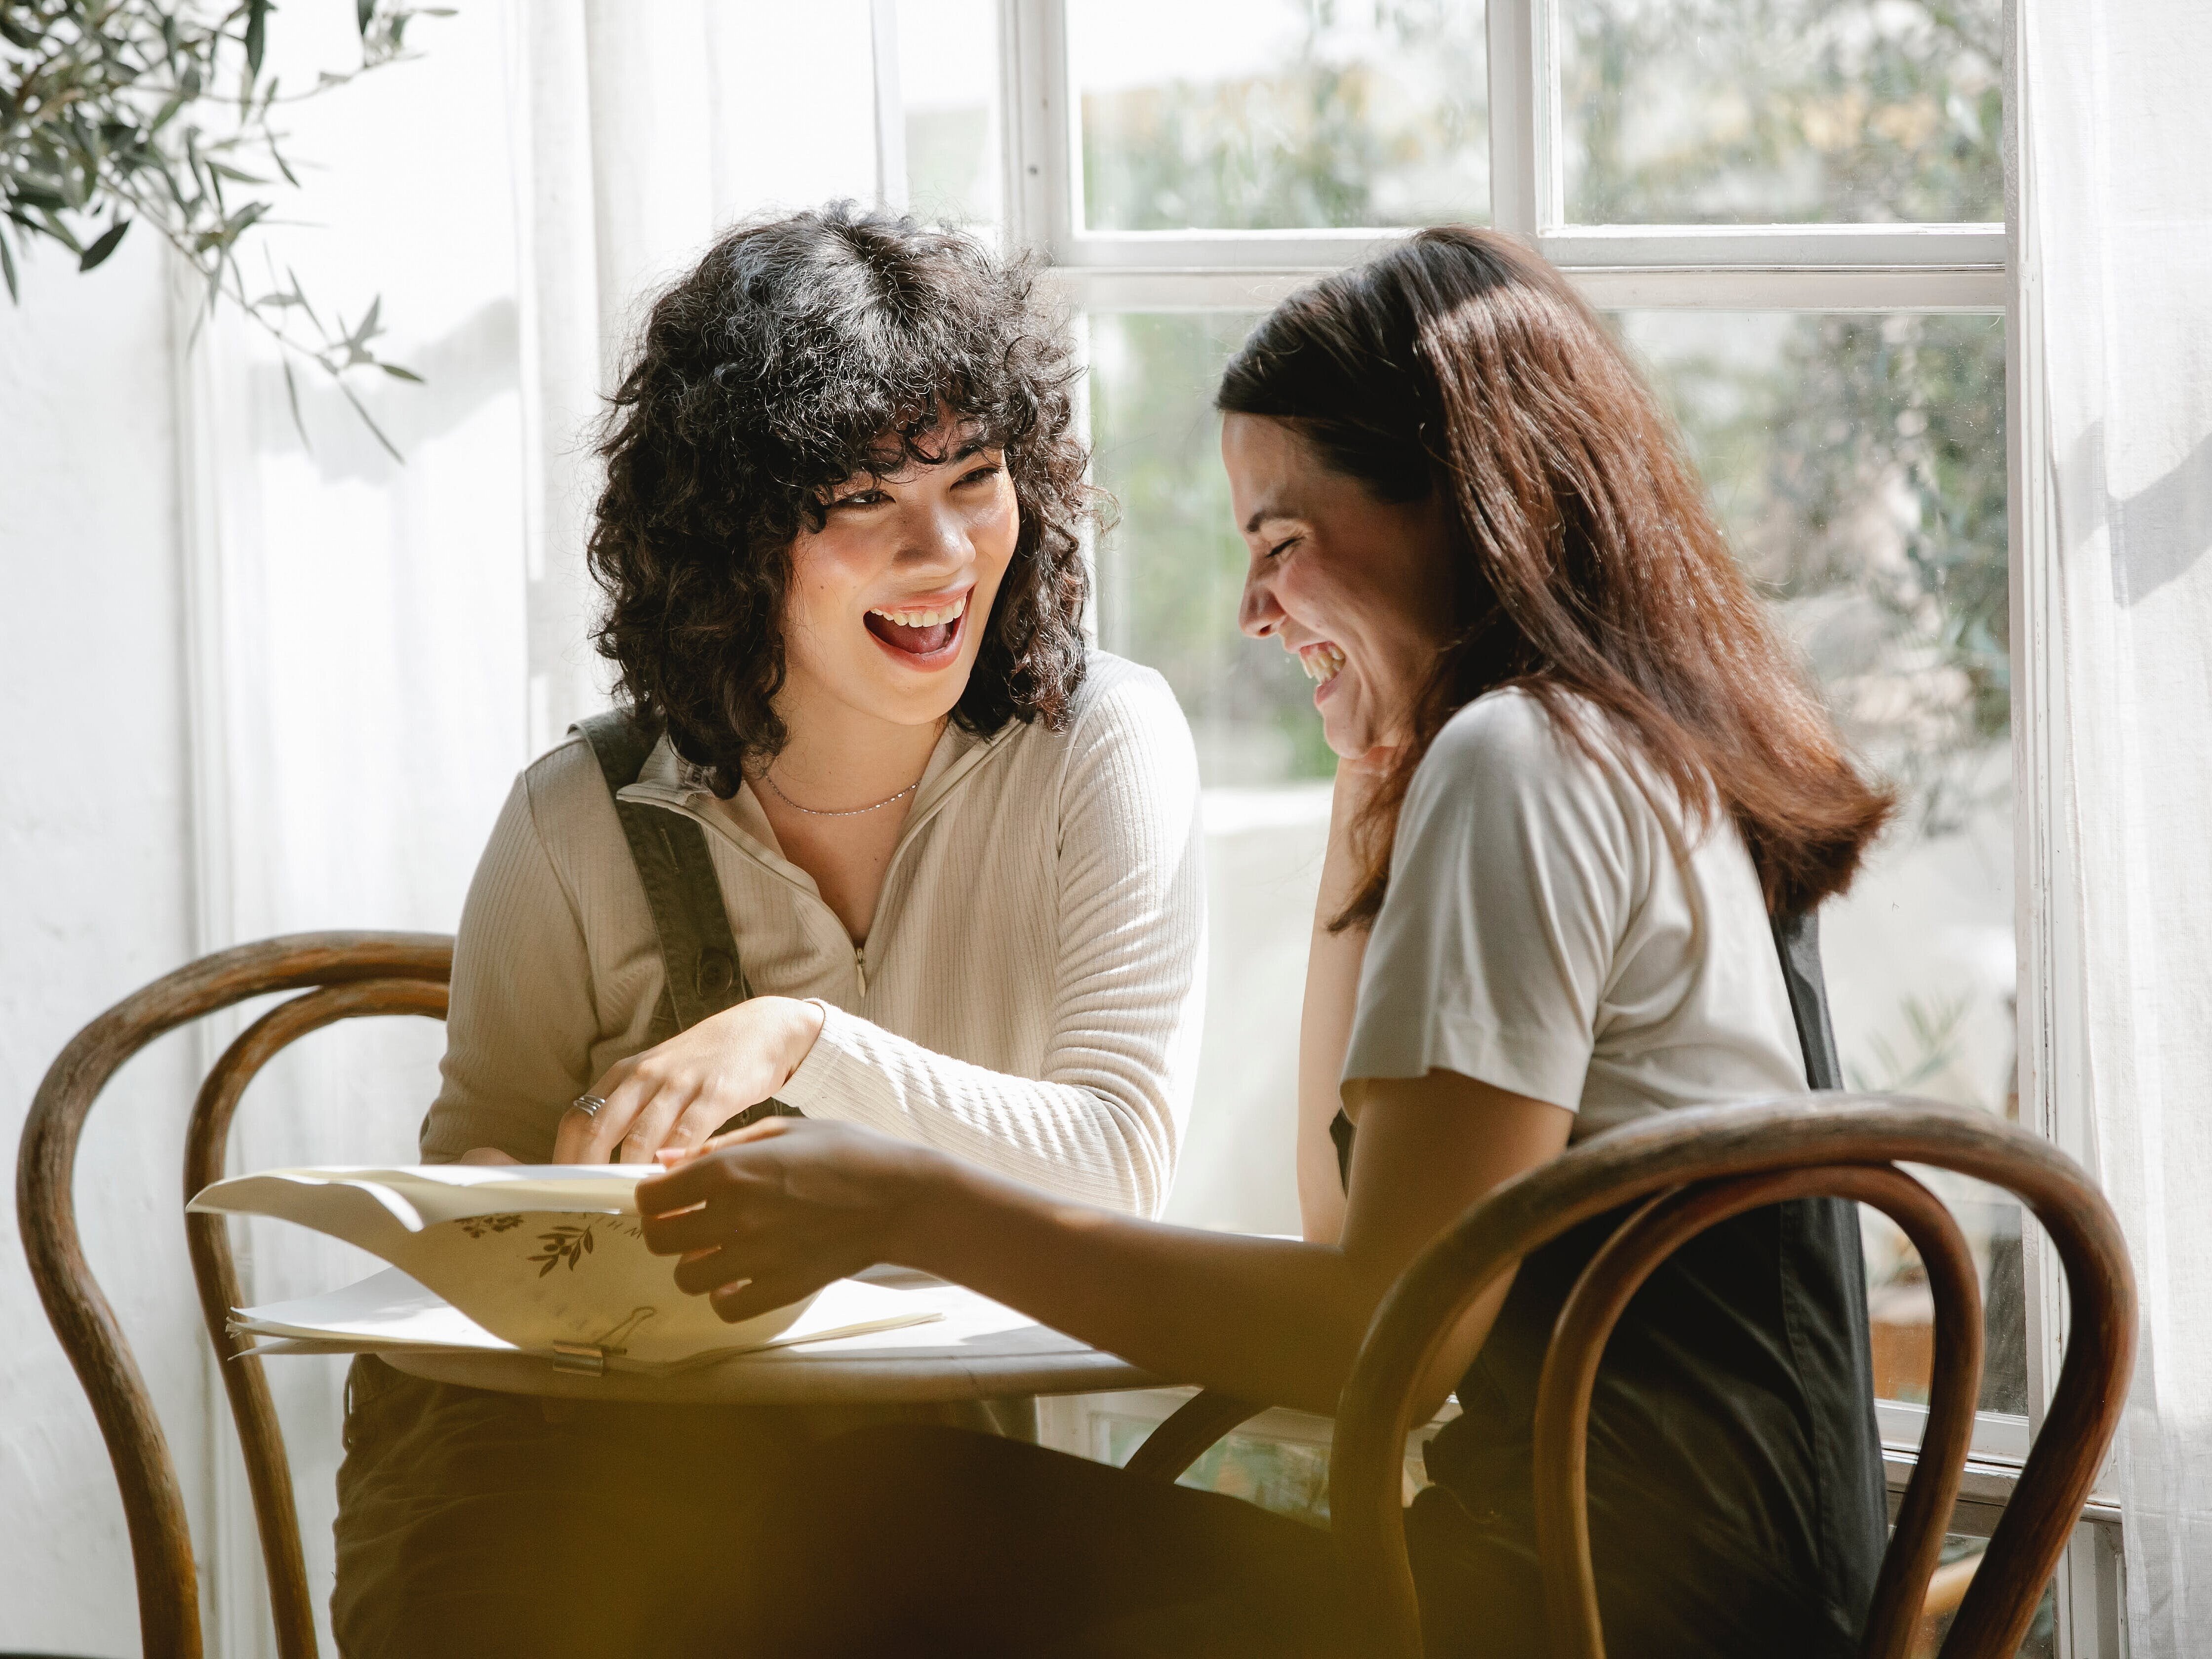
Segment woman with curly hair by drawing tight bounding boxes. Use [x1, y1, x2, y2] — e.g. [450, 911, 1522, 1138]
[328, 203, 1204, 1658]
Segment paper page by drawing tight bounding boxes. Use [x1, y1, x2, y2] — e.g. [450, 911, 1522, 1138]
[192, 1164, 783, 1364]
[233, 1266, 944, 1374]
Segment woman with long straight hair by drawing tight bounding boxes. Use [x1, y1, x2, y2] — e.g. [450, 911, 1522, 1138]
[638, 227, 1897, 1658]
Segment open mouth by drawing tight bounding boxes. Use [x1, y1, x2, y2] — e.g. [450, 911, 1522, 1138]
[1297, 640, 1346, 695]
[864, 588, 970, 664]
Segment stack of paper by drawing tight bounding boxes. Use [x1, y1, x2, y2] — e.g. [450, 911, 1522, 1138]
[191, 1164, 940, 1373]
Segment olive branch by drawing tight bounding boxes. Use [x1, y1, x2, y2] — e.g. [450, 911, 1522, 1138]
[1, 0, 450, 458]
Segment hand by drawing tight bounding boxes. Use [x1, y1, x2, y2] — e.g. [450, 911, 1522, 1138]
[458, 1146, 520, 1166]
[553, 996, 827, 1165]
[636, 1117, 948, 1323]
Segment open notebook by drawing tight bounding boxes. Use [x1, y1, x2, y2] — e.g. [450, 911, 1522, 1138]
[190, 1165, 941, 1377]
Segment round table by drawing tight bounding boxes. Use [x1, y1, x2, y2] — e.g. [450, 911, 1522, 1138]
[379, 1267, 1163, 1406]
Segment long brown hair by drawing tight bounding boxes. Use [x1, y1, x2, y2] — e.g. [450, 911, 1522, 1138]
[1217, 227, 1893, 927]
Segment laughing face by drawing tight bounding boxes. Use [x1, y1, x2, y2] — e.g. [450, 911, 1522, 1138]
[781, 419, 1019, 731]
[1223, 414, 1455, 763]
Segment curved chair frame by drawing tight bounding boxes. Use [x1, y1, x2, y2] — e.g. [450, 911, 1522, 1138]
[18, 932, 452, 1659]
[1135, 1095, 2134, 1659]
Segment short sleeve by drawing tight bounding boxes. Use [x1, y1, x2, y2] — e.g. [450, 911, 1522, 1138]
[1340, 691, 1638, 1113]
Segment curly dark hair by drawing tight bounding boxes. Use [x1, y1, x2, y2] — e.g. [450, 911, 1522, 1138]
[587, 202, 1096, 794]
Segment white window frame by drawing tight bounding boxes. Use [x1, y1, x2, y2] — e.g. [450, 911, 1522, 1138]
[989, 1, 2112, 1651]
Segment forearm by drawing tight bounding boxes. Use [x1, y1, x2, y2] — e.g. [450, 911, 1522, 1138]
[785, 1003, 1182, 1215]
[893, 1156, 1372, 1415]
[1296, 762, 1379, 1241]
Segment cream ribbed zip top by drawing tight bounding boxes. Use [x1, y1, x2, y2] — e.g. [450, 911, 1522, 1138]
[418, 652, 1207, 1219]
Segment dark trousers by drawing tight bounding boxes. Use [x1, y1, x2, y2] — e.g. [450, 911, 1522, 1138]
[337, 1371, 1842, 1658]
[332, 1359, 1021, 1659]
[695, 1424, 1546, 1659]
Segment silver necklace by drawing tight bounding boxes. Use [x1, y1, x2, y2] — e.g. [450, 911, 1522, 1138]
[757, 767, 922, 817]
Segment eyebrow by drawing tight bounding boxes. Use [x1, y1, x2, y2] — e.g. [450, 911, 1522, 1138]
[835, 438, 997, 498]
[1243, 502, 1299, 535]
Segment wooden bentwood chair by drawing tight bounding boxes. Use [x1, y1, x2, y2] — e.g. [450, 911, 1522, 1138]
[18, 933, 452, 1659]
[1125, 1097, 2135, 1659]
[22, 938, 2133, 1659]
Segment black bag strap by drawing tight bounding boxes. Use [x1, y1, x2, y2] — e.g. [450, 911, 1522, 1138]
[1768, 907, 1843, 1091]
[573, 711, 797, 1130]
[1330, 905, 1845, 1191]
[574, 711, 748, 1043]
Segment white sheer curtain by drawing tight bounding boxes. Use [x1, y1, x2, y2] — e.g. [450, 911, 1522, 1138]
[2017, 1, 2212, 1651]
[510, 0, 885, 750]
[186, 7, 893, 1650]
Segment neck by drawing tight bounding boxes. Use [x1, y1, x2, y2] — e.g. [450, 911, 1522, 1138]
[763, 686, 944, 812]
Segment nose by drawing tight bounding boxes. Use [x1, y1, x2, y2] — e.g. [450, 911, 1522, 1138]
[1239, 555, 1284, 640]
[898, 494, 969, 570]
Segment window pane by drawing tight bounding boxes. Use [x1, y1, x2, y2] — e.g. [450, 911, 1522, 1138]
[894, 0, 1002, 232]
[1089, 311, 1322, 788]
[1068, 0, 1489, 233]
[1096, 306, 2024, 1409]
[1558, 0, 2003, 225]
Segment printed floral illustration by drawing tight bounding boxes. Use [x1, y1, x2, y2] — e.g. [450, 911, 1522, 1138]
[528, 1222, 597, 1275]
[459, 1214, 524, 1240]
[524, 1216, 645, 1274]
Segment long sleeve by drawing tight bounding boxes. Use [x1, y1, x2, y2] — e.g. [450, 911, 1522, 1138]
[775, 670, 1207, 1217]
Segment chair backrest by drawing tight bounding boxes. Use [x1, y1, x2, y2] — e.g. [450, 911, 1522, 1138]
[17, 932, 453, 1659]
[1329, 1094, 2135, 1659]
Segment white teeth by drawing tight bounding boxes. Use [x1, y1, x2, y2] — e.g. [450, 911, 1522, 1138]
[1298, 643, 1347, 683]
[869, 593, 968, 629]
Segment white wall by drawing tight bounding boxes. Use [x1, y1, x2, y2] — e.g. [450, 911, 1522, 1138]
[0, 235, 209, 1656]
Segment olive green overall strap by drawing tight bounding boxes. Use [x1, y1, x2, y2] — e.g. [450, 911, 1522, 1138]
[574, 711, 746, 1044]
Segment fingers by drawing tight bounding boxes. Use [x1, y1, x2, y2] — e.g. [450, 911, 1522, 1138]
[553, 1058, 633, 1163]
[636, 1120, 790, 1215]
[615, 1082, 701, 1165]
[456, 1146, 520, 1166]
[665, 1095, 741, 1159]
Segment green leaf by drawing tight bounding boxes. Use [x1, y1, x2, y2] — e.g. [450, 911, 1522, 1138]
[357, 0, 376, 38]
[281, 355, 308, 448]
[338, 378, 405, 464]
[379, 362, 423, 383]
[77, 217, 130, 271]
[245, 0, 271, 79]
[0, 227, 17, 304]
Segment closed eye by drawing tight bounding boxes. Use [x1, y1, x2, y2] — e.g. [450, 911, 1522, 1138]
[955, 462, 1003, 488]
[831, 489, 891, 510]
[1267, 536, 1300, 559]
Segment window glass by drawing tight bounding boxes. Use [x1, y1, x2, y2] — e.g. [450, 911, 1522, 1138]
[893, 0, 1003, 232]
[1067, 0, 1489, 233]
[1558, 0, 2003, 225]
[1088, 311, 1318, 788]
[1092, 306, 2025, 1412]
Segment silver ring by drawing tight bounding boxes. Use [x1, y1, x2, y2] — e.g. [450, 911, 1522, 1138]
[569, 1094, 608, 1120]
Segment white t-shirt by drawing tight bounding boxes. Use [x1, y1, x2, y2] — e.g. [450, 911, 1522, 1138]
[1341, 687, 1807, 1140]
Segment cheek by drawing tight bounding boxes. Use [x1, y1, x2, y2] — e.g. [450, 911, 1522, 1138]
[1275, 553, 1357, 636]
[783, 536, 868, 650]
[975, 486, 1021, 580]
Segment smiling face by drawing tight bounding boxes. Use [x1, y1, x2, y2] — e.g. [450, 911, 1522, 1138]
[1224, 414, 1455, 762]
[779, 420, 1020, 733]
